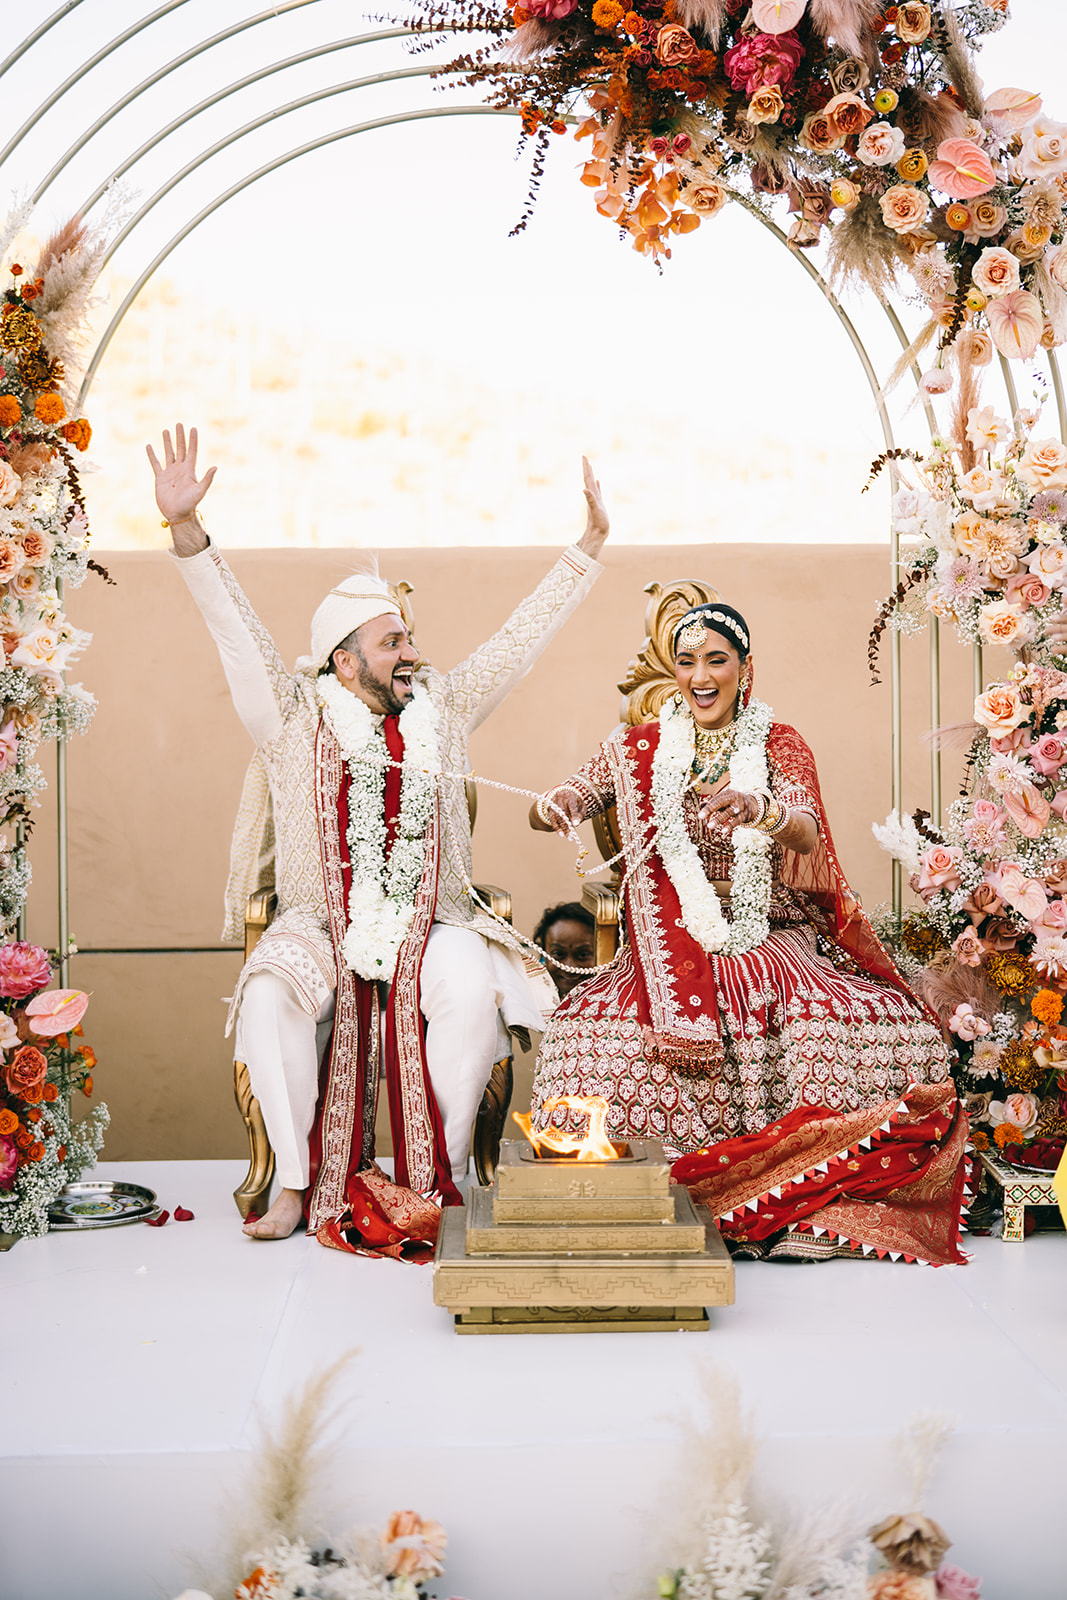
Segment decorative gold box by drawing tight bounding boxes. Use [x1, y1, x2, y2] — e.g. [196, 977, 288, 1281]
[434, 1138, 735, 1334]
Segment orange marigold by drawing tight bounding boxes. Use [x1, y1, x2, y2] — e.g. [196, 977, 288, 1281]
[1032, 988, 1063, 1026]
[0, 1108, 16, 1134]
[591, 0, 624, 28]
[61, 417, 91, 451]
[0, 394, 20, 427]
[994, 1121, 1027, 1148]
[512, 3, 531, 19]
[34, 392, 65, 424]
[971, 1129, 990, 1151]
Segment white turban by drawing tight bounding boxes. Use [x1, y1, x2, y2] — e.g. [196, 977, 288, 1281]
[296, 573, 402, 675]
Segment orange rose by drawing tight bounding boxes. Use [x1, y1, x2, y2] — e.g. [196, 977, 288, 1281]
[896, 3, 931, 43]
[82, 1074, 93, 1096]
[33, 392, 65, 425]
[4, 1043, 46, 1098]
[41, 1081, 58, 1102]
[28, 1139, 44, 1161]
[799, 110, 842, 152]
[823, 91, 875, 137]
[747, 85, 784, 124]
[0, 1108, 16, 1134]
[655, 22, 699, 65]
[61, 418, 92, 451]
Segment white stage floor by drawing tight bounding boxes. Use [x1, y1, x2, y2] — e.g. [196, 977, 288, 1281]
[3, 1159, 1064, 1600]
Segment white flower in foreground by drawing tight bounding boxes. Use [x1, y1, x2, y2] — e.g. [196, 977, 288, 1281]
[872, 809, 924, 873]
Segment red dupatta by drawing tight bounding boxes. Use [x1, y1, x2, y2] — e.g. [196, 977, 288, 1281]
[305, 715, 459, 1262]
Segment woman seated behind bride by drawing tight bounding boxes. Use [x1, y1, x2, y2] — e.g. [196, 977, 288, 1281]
[528, 600, 972, 1265]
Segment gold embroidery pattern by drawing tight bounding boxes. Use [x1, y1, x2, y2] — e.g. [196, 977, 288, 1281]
[391, 798, 442, 1194]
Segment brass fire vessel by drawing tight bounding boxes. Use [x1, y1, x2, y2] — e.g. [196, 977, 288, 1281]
[434, 1138, 734, 1334]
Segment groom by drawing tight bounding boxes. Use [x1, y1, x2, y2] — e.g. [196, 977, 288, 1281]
[147, 426, 608, 1244]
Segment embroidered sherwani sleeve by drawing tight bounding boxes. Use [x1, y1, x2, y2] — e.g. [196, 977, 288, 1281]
[170, 544, 296, 747]
[444, 545, 602, 732]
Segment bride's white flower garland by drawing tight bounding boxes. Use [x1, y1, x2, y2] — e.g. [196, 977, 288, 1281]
[317, 673, 440, 982]
[651, 694, 774, 957]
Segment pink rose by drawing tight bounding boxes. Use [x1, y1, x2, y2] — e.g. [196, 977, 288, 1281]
[951, 928, 985, 966]
[723, 29, 803, 95]
[989, 728, 1031, 755]
[648, 135, 669, 159]
[0, 941, 52, 999]
[1004, 569, 1051, 609]
[1053, 790, 1067, 820]
[1004, 1091, 1040, 1132]
[1040, 896, 1067, 931]
[0, 718, 17, 775]
[960, 882, 1003, 923]
[971, 246, 1021, 298]
[948, 1003, 991, 1041]
[1044, 858, 1067, 893]
[1030, 732, 1067, 776]
[523, 0, 579, 15]
[0, 1131, 17, 1191]
[935, 1563, 983, 1600]
[917, 845, 962, 894]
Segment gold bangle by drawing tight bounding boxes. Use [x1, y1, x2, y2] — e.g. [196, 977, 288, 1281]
[769, 804, 791, 837]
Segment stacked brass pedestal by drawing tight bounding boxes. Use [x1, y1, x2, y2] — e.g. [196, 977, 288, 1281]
[434, 1138, 734, 1334]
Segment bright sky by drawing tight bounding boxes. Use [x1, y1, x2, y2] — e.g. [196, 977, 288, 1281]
[3, 0, 1066, 546]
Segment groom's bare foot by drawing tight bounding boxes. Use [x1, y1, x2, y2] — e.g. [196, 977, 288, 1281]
[243, 1187, 305, 1239]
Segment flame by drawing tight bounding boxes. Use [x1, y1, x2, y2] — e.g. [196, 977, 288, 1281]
[512, 1095, 619, 1161]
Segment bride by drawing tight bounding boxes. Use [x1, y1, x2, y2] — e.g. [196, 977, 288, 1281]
[528, 600, 972, 1264]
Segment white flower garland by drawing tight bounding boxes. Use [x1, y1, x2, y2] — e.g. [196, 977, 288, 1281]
[317, 674, 440, 982]
[651, 694, 774, 957]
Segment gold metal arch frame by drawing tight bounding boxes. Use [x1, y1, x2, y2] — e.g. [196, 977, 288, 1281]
[3, 4, 1066, 980]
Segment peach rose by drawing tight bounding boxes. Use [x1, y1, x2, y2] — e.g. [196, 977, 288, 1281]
[973, 683, 1029, 733]
[1019, 116, 1067, 181]
[1004, 1092, 1040, 1133]
[686, 182, 729, 216]
[18, 527, 52, 567]
[1046, 244, 1067, 290]
[1027, 542, 1067, 585]
[971, 246, 1021, 298]
[1018, 438, 1067, 491]
[799, 111, 842, 152]
[0, 462, 20, 508]
[977, 599, 1033, 647]
[857, 121, 906, 167]
[0, 539, 24, 581]
[822, 92, 875, 138]
[955, 327, 993, 366]
[1005, 225, 1049, 266]
[655, 23, 699, 65]
[747, 84, 784, 124]
[965, 199, 1007, 240]
[896, 3, 931, 43]
[958, 465, 1001, 510]
[917, 844, 963, 894]
[880, 184, 929, 233]
[381, 1511, 447, 1581]
[11, 567, 39, 600]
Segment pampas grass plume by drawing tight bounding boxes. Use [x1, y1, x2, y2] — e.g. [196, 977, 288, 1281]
[808, 0, 880, 59]
[826, 194, 902, 298]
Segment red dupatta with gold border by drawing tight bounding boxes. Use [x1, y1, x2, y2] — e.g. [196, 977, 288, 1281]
[305, 715, 459, 1259]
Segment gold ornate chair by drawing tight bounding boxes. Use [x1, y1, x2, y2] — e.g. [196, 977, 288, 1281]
[579, 578, 725, 964]
[231, 580, 516, 1217]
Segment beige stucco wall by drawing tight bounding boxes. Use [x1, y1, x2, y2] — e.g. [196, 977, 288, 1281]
[25, 543, 1004, 1163]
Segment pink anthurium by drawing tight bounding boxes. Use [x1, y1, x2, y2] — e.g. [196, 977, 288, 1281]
[751, 0, 807, 33]
[927, 137, 996, 198]
[986, 289, 1045, 360]
[23, 988, 90, 1036]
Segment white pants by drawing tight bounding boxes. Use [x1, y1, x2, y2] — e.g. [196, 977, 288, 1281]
[235, 925, 508, 1189]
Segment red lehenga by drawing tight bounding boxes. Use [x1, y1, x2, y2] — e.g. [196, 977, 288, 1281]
[531, 720, 973, 1265]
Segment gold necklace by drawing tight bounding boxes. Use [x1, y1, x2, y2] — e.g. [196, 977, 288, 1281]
[692, 720, 735, 779]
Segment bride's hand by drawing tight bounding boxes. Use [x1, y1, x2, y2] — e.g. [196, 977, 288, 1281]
[700, 787, 760, 829]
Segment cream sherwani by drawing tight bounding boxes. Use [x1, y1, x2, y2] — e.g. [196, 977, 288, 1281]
[175, 543, 601, 1184]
